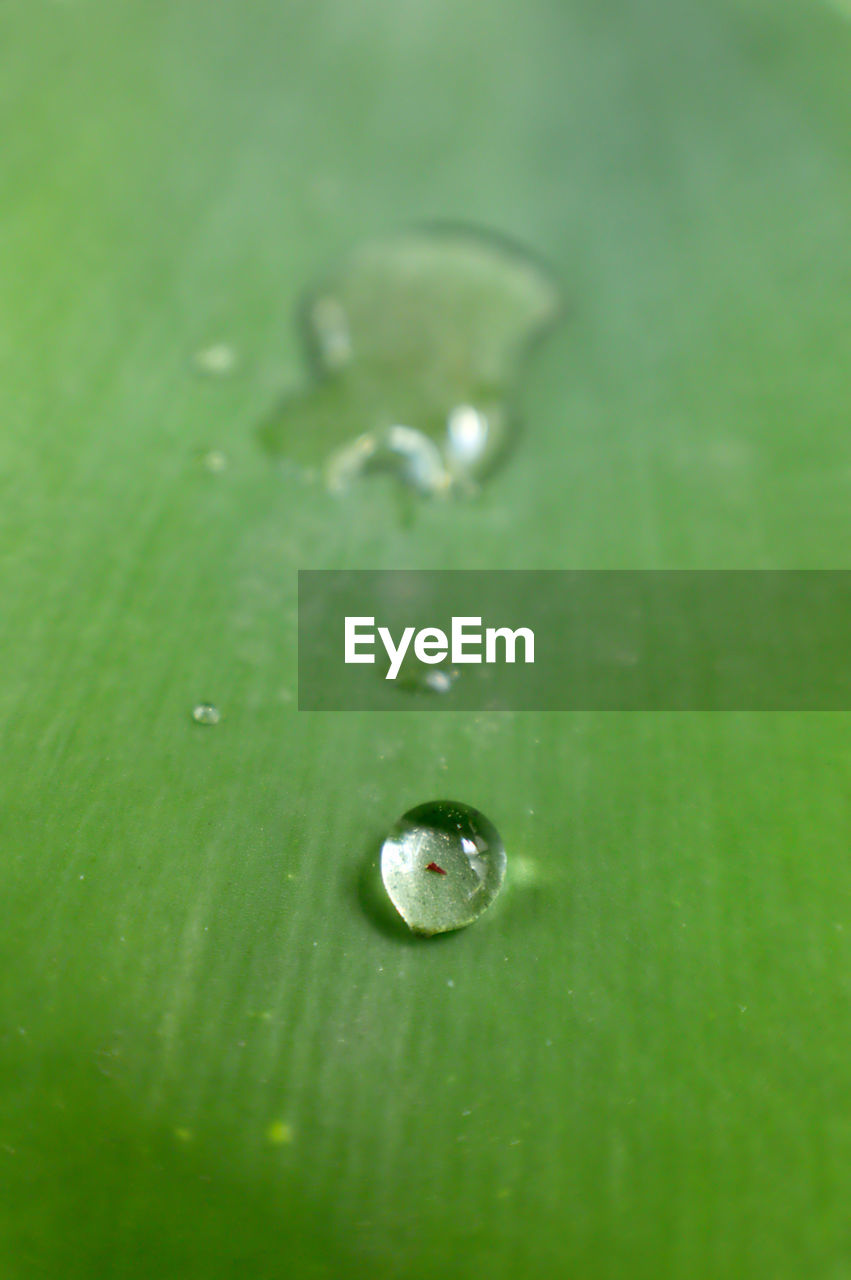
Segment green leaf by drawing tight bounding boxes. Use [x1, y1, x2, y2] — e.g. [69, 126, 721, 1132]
[2, 1, 851, 1277]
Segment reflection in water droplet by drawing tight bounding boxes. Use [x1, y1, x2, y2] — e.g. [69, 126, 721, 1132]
[381, 799, 507, 935]
[260, 226, 562, 495]
[446, 404, 490, 468]
[194, 344, 238, 376]
[192, 703, 221, 725]
[326, 424, 449, 496]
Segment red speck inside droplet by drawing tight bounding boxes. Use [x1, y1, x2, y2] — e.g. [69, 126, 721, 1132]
[425, 862, 447, 875]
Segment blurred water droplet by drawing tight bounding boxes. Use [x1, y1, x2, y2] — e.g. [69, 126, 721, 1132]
[327, 424, 450, 495]
[391, 656, 460, 696]
[423, 668, 459, 695]
[192, 703, 220, 726]
[260, 226, 562, 495]
[194, 343, 238, 376]
[381, 799, 506, 936]
[311, 296, 352, 370]
[446, 404, 490, 468]
[200, 449, 228, 473]
[265, 1120, 294, 1145]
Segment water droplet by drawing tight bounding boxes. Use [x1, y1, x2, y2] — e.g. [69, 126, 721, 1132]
[310, 296, 352, 370]
[446, 404, 490, 467]
[381, 800, 507, 936]
[265, 1120, 294, 1145]
[200, 449, 228, 473]
[326, 423, 450, 495]
[390, 654, 460, 696]
[194, 343, 238, 377]
[191, 703, 220, 726]
[260, 226, 562, 495]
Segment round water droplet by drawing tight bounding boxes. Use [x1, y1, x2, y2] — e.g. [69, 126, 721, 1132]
[200, 449, 228, 474]
[191, 703, 220, 726]
[194, 343, 238, 377]
[381, 800, 506, 936]
[422, 667, 459, 695]
[390, 654, 460, 696]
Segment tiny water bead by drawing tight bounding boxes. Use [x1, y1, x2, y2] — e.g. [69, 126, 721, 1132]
[421, 668, 459, 695]
[193, 343, 238, 377]
[381, 800, 507, 936]
[259, 225, 562, 495]
[388, 652, 460, 697]
[191, 703, 220, 726]
[200, 449, 228, 474]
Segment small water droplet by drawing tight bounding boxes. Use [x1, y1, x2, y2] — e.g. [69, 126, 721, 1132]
[310, 296, 353, 370]
[265, 1120, 294, 1146]
[446, 404, 490, 467]
[380, 799, 507, 936]
[260, 226, 562, 495]
[391, 655, 460, 696]
[424, 669, 459, 695]
[194, 343, 238, 377]
[200, 449, 228, 473]
[191, 703, 220, 726]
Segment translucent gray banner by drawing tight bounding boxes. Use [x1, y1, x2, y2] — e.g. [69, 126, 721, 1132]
[298, 571, 851, 710]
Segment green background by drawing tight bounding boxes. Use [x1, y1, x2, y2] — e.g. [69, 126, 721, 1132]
[2, 1, 851, 1276]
